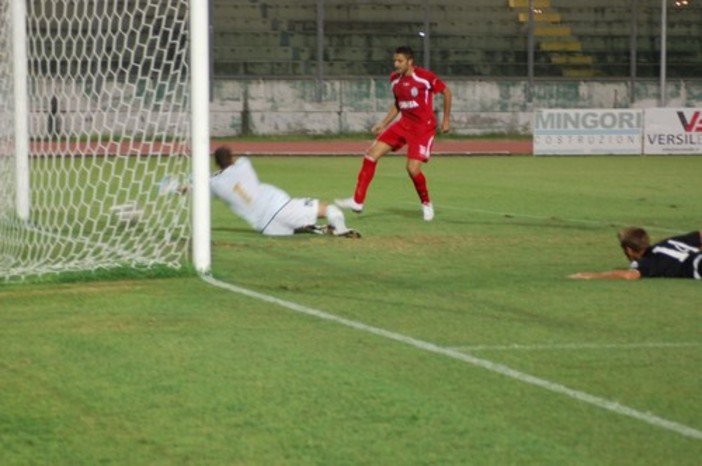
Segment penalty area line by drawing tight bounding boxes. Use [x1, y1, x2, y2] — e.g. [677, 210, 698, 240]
[201, 273, 702, 441]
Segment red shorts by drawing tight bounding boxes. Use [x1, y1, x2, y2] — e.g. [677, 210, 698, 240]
[377, 121, 436, 162]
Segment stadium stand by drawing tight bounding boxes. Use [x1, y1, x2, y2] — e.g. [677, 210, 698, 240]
[558, 0, 702, 78]
[210, 0, 702, 79]
[29, 0, 699, 79]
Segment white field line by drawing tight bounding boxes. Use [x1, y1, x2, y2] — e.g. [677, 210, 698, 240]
[201, 274, 702, 441]
[451, 342, 702, 352]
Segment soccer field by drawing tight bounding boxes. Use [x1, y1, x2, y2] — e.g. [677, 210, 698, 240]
[1, 154, 701, 465]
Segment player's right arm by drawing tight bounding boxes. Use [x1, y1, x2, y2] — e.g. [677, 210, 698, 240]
[569, 269, 641, 280]
[371, 103, 400, 135]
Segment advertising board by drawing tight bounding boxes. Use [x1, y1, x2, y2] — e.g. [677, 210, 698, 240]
[534, 109, 644, 155]
[643, 108, 702, 155]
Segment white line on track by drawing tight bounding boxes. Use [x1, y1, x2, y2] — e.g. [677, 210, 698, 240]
[451, 342, 702, 352]
[201, 274, 702, 440]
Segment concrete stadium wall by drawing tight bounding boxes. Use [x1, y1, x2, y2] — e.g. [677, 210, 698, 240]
[30, 77, 702, 138]
[211, 78, 702, 137]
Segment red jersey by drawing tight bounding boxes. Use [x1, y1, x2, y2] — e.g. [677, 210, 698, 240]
[390, 66, 446, 130]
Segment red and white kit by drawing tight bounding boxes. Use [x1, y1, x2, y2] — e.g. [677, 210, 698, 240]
[379, 67, 447, 161]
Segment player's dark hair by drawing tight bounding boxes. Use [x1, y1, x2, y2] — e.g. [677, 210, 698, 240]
[213, 146, 233, 169]
[395, 46, 414, 61]
[618, 227, 650, 253]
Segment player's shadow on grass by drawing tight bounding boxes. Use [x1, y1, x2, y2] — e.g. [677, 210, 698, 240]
[212, 226, 339, 240]
[440, 216, 608, 231]
[212, 226, 257, 235]
[344, 207, 607, 232]
[378, 207, 423, 219]
[290, 287, 588, 331]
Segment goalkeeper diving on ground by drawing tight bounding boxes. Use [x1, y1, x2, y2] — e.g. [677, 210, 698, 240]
[173, 146, 361, 238]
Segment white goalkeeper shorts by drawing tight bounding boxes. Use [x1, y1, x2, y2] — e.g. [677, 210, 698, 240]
[261, 198, 319, 236]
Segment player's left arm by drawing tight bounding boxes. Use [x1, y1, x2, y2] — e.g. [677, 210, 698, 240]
[439, 85, 452, 133]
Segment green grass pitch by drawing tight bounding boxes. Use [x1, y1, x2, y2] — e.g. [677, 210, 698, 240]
[1, 154, 701, 465]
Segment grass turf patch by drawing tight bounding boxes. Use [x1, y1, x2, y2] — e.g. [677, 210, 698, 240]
[2, 155, 701, 465]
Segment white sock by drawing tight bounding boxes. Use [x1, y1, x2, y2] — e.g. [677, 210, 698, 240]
[325, 204, 348, 233]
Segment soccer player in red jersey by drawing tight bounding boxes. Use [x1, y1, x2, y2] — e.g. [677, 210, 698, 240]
[336, 46, 452, 221]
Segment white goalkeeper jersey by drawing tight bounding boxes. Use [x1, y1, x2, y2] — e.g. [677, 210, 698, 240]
[209, 157, 291, 232]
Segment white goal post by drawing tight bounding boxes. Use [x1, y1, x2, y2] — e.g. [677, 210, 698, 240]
[0, 0, 211, 282]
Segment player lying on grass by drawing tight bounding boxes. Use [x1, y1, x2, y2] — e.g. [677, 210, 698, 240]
[570, 227, 701, 280]
[182, 146, 361, 238]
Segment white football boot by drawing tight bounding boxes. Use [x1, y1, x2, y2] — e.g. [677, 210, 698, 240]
[422, 202, 434, 221]
[334, 197, 364, 213]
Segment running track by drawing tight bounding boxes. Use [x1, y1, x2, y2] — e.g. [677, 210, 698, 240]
[226, 139, 532, 156]
[29, 139, 532, 156]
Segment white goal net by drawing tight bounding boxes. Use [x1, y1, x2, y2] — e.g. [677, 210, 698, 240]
[0, 0, 206, 283]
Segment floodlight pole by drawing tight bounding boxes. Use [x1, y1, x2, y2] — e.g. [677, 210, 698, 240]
[659, 0, 667, 107]
[423, 0, 430, 70]
[12, 0, 30, 221]
[629, 0, 638, 105]
[191, 0, 212, 274]
[527, 0, 535, 104]
[316, 0, 325, 101]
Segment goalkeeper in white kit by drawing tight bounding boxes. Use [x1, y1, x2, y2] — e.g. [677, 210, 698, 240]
[190, 146, 361, 237]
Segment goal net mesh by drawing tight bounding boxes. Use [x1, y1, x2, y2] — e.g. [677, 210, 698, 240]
[1, 0, 193, 283]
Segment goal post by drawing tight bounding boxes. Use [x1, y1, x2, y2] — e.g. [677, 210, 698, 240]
[190, 0, 212, 275]
[12, 0, 29, 222]
[0, 0, 211, 283]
